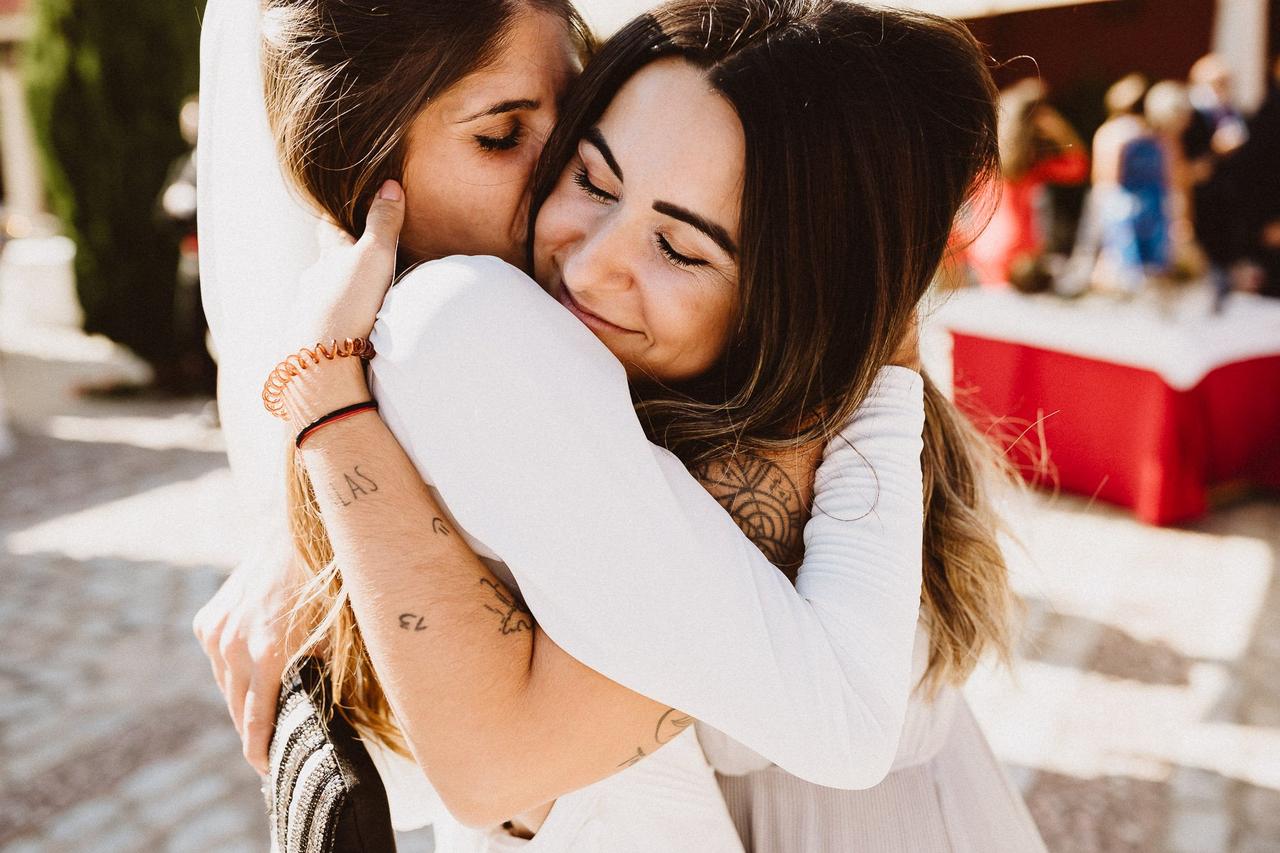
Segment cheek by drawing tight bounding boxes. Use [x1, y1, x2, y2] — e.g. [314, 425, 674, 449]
[399, 170, 451, 255]
[534, 183, 592, 265]
[645, 278, 736, 378]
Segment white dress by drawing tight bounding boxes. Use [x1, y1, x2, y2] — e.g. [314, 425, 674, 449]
[361, 257, 925, 851]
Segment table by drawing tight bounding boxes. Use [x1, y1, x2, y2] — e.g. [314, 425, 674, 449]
[933, 286, 1280, 524]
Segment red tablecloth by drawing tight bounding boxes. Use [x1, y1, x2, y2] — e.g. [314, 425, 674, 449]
[951, 333, 1280, 525]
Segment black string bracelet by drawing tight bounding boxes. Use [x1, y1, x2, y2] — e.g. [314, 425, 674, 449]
[295, 401, 380, 448]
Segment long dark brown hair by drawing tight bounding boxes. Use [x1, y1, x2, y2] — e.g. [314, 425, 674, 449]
[261, 0, 593, 236]
[529, 0, 1013, 692]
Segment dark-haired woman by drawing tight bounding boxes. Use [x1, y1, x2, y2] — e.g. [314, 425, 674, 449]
[198, 1, 1045, 850]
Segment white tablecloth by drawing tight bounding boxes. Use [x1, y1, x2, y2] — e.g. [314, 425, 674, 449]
[928, 285, 1280, 391]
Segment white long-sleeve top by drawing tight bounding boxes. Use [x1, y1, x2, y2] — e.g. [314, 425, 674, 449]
[369, 256, 926, 791]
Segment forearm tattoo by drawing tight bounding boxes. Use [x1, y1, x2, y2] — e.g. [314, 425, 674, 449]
[327, 465, 379, 507]
[691, 456, 804, 573]
[618, 747, 647, 768]
[618, 708, 694, 768]
[655, 708, 693, 744]
[480, 578, 534, 636]
[398, 613, 428, 632]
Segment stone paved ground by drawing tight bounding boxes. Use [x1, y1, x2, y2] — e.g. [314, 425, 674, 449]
[0, 324, 1277, 852]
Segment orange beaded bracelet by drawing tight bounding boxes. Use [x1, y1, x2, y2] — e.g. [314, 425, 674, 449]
[261, 337, 376, 420]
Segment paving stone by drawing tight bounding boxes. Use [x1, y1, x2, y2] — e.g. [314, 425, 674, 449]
[1168, 808, 1232, 853]
[45, 797, 123, 844]
[1170, 768, 1229, 807]
[118, 756, 204, 803]
[160, 801, 260, 852]
[1243, 786, 1280, 834]
[136, 772, 233, 827]
[1234, 832, 1280, 853]
[86, 821, 153, 853]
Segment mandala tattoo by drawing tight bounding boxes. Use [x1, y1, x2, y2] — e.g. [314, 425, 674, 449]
[479, 578, 534, 635]
[692, 456, 804, 572]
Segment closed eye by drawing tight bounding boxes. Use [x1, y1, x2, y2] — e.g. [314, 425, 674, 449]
[656, 234, 708, 268]
[573, 167, 617, 203]
[476, 125, 523, 152]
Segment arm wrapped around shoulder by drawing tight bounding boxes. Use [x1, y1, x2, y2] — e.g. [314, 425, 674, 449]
[367, 255, 927, 789]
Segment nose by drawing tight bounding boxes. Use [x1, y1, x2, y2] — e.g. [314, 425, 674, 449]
[561, 212, 635, 297]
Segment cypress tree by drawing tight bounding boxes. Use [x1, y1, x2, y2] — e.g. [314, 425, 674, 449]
[24, 0, 204, 369]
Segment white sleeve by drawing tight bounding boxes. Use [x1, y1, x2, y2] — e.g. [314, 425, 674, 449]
[369, 256, 924, 790]
[197, 0, 321, 522]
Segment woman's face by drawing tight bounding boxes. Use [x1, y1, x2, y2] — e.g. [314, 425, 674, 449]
[533, 58, 745, 383]
[399, 10, 578, 267]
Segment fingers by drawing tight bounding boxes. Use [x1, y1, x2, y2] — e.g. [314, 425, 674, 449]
[223, 652, 251, 739]
[242, 677, 279, 775]
[359, 179, 405, 254]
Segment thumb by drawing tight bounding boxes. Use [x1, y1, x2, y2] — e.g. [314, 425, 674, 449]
[360, 179, 405, 254]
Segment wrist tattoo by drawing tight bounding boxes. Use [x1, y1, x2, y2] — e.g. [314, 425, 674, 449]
[328, 465, 379, 507]
[398, 613, 428, 632]
[479, 578, 533, 636]
[431, 517, 451, 537]
[692, 456, 804, 573]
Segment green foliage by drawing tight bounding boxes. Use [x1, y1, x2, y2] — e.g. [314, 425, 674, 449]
[24, 0, 205, 364]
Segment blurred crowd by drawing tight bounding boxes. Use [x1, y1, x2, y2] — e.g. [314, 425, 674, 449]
[961, 53, 1280, 309]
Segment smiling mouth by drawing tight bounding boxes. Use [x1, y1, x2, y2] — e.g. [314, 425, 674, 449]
[556, 282, 639, 335]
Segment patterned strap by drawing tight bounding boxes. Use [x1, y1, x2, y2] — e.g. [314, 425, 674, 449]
[266, 658, 397, 852]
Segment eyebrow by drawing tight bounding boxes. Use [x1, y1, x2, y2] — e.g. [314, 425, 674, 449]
[653, 201, 738, 258]
[459, 98, 540, 123]
[583, 127, 736, 258]
[583, 127, 623, 181]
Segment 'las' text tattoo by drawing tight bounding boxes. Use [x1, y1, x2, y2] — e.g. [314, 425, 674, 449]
[479, 578, 534, 635]
[431, 517, 451, 537]
[398, 613, 428, 632]
[654, 708, 694, 745]
[692, 456, 804, 572]
[328, 465, 379, 507]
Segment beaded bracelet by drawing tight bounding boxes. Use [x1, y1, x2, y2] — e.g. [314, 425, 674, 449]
[261, 337, 376, 420]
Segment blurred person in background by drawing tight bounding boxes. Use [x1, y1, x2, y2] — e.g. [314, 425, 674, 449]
[1234, 56, 1280, 298]
[965, 78, 1088, 292]
[1183, 54, 1252, 310]
[156, 94, 216, 396]
[1184, 53, 1249, 163]
[1086, 73, 1172, 294]
[1143, 80, 1203, 279]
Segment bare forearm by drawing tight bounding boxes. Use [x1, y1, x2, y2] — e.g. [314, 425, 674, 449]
[297, 412, 540, 813]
